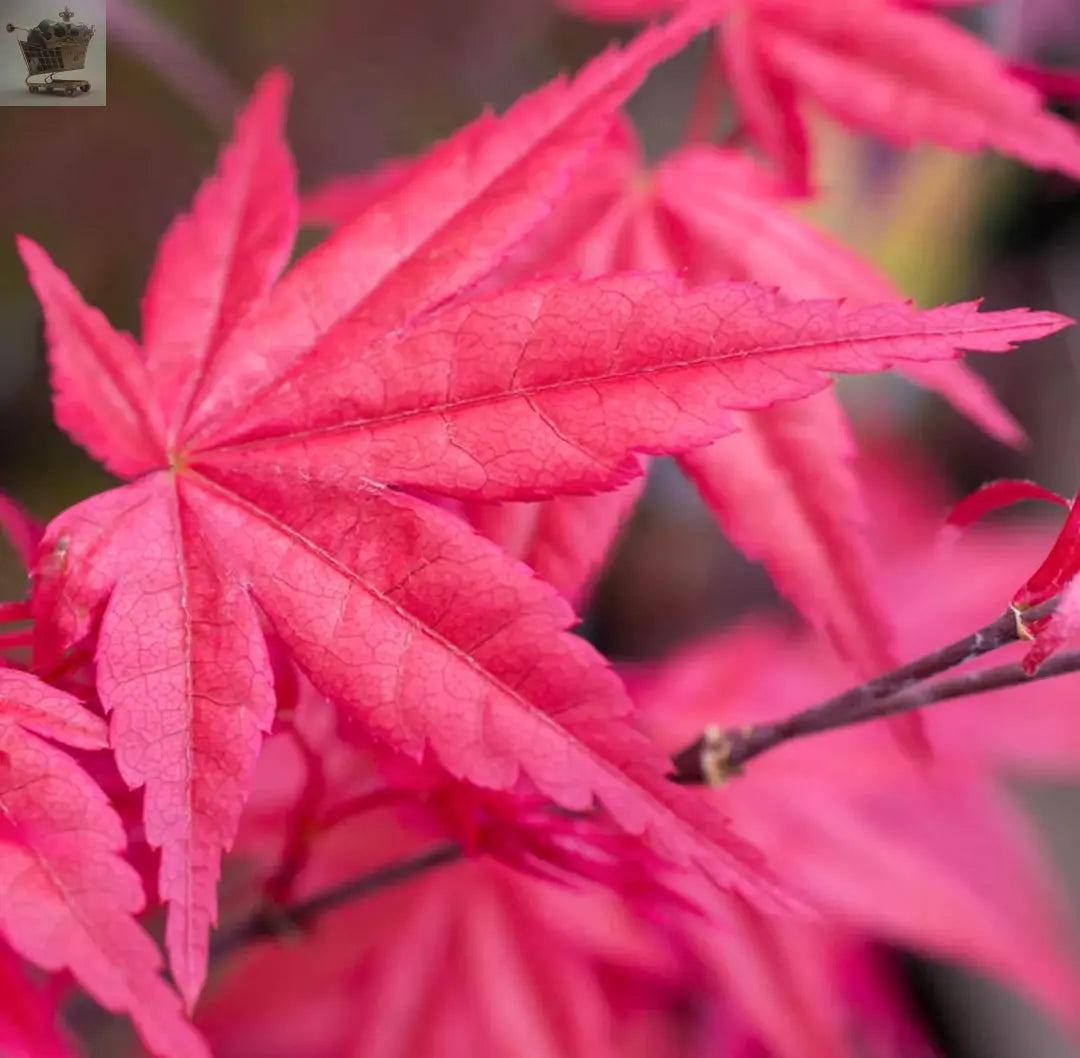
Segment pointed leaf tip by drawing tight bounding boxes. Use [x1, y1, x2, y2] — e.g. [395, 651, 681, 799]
[16, 236, 163, 479]
[180, 11, 710, 447]
[141, 62, 298, 439]
[947, 479, 1070, 535]
[1014, 489, 1080, 611]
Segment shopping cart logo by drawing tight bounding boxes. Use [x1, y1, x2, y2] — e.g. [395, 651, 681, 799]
[4, 4, 104, 103]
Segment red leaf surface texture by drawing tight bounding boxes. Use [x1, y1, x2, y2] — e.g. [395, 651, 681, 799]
[16, 24, 1075, 1022]
[0, 669, 209, 1058]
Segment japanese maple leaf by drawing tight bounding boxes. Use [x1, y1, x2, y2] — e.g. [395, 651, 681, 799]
[627, 459, 1080, 1039]
[559, 0, 1080, 191]
[237, 675, 698, 909]
[18, 22, 1071, 1010]
[302, 120, 1017, 758]
[209, 694, 689, 1058]
[304, 118, 1020, 696]
[19, 21, 750, 1005]
[0, 668, 209, 1058]
[316, 862, 628, 1058]
[200, 847, 674, 1058]
[233, 596, 1080, 1058]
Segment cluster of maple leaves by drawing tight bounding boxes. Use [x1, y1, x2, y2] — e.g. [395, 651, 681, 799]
[5, 1, 1080, 1055]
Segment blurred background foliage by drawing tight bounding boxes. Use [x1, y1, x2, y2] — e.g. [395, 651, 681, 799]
[2, 1, 1080, 1054]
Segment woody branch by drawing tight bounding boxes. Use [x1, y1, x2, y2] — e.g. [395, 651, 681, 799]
[670, 599, 1062, 783]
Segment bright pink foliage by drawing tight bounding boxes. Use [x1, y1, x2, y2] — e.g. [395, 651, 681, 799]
[193, 483, 1080, 1058]
[4, 3, 1080, 1055]
[560, 0, 1080, 190]
[300, 113, 1025, 760]
[24, 34, 1072, 1020]
[0, 669, 209, 1058]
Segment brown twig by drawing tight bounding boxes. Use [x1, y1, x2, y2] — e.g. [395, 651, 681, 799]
[671, 602, 1069, 783]
[210, 842, 463, 961]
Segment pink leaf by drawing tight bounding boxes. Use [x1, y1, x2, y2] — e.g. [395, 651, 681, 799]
[141, 70, 297, 440]
[564, 0, 1080, 190]
[718, 12, 811, 194]
[655, 143, 1024, 444]
[21, 42, 1074, 1011]
[1022, 573, 1080, 673]
[0, 940, 81, 1058]
[28, 26, 791, 1003]
[743, 0, 1080, 186]
[180, 12, 709, 445]
[690, 906, 939, 1058]
[34, 480, 277, 1008]
[178, 466, 770, 893]
[0, 941, 82, 1058]
[0, 668, 106, 750]
[947, 478, 1069, 532]
[765, 778, 1080, 1025]
[1009, 62, 1080, 103]
[635, 635, 1080, 1029]
[198, 276, 1068, 499]
[681, 391, 893, 676]
[0, 671, 209, 1058]
[465, 477, 646, 605]
[16, 239, 162, 479]
[679, 391, 931, 751]
[1014, 488, 1080, 609]
[343, 864, 615, 1058]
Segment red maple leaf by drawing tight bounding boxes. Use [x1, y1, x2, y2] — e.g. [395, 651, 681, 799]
[17, 22, 1072, 1013]
[0, 668, 209, 1058]
[205, 688, 692, 1058]
[559, 0, 1080, 191]
[301, 115, 1020, 751]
